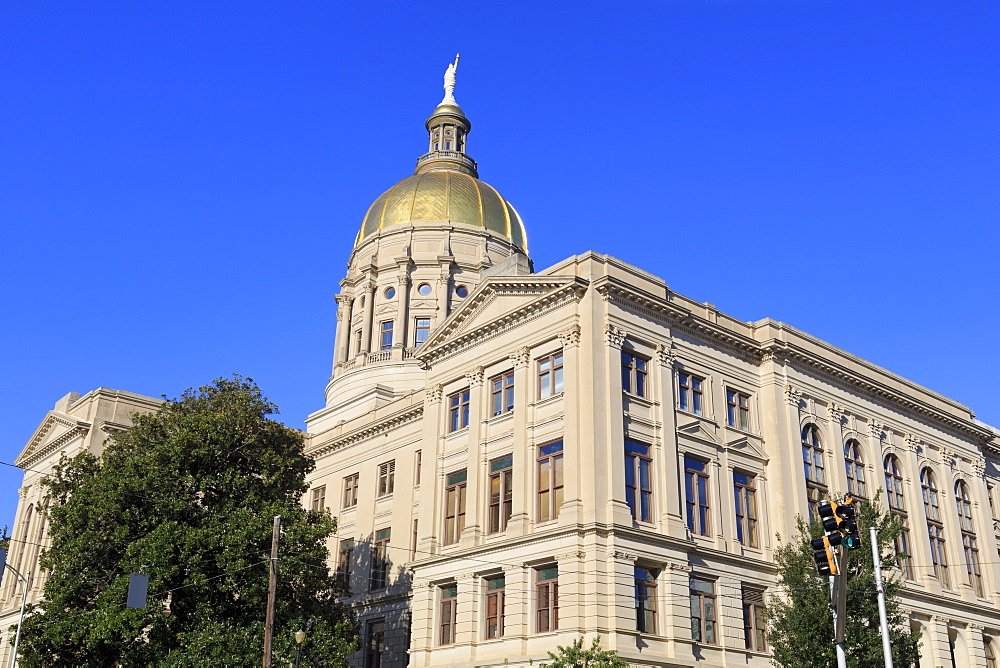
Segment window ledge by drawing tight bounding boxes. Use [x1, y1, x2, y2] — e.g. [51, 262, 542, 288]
[533, 392, 564, 408]
[487, 411, 514, 424]
[623, 391, 654, 405]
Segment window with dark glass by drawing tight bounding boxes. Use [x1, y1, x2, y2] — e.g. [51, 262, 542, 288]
[742, 588, 766, 651]
[365, 620, 385, 668]
[956, 480, 983, 596]
[485, 575, 505, 639]
[726, 390, 750, 430]
[439, 583, 458, 645]
[337, 539, 354, 585]
[377, 461, 395, 497]
[621, 353, 648, 397]
[488, 455, 513, 534]
[537, 440, 564, 522]
[443, 470, 467, 545]
[536, 566, 559, 632]
[355, 329, 363, 355]
[448, 389, 471, 432]
[414, 317, 431, 347]
[379, 321, 393, 351]
[678, 372, 703, 414]
[311, 485, 326, 511]
[411, 519, 418, 560]
[690, 577, 717, 644]
[370, 528, 390, 591]
[921, 468, 948, 587]
[634, 566, 657, 633]
[414, 450, 422, 486]
[883, 454, 914, 578]
[625, 440, 653, 522]
[343, 473, 359, 508]
[986, 637, 997, 668]
[802, 424, 826, 524]
[538, 352, 564, 399]
[844, 440, 866, 499]
[685, 456, 710, 536]
[491, 371, 515, 416]
[734, 472, 758, 547]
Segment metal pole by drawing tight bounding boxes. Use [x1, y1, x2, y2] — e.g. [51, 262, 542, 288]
[830, 573, 847, 668]
[263, 515, 281, 668]
[870, 527, 894, 668]
[9, 570, 30, 668]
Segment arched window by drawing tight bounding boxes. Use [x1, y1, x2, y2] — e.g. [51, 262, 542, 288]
[844, 440, 866, 499]
[802, 425, 826, 523]
[883, 455, 913, 578]
[956, 480, 983, 596]
[985, 637, 996, 668]
[921, 468, 948, 587]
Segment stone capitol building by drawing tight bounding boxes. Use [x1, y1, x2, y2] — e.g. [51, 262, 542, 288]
[4, 62, 1000, 667]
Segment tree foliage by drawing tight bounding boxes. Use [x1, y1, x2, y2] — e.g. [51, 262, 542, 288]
[17, 377, 357, 667]
[766, 495, 920, 667]
[540, 635, 629, 668]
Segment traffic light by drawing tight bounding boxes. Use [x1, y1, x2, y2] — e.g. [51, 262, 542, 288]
[812, 535, 838, 576]
[836, 497, 862, 550]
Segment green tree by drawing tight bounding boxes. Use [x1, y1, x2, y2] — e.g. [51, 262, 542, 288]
[540, 635, 629, 667]
[766, 495, 920, 667]
[16, 377, 357, 667]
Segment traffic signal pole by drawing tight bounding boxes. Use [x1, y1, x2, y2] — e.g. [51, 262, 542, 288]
[830, 554, 847, 668]
[870, 527, 894, 668]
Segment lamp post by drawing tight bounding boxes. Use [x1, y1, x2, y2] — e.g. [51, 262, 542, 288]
[293, 629, 305, 668]
[0, 550, 31, 668]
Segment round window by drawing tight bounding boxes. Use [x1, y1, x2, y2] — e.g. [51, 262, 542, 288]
[384, 287, 396, 299]
[418, 283, 432, 296]
[455, 285, 468, 298]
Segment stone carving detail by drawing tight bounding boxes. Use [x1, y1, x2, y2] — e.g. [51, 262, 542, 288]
[18, 486, 29, 499]
[397, 274, 410, 287]
[425, 384, 443, 404]
[784, 385, 802, 408]
[828, 403, 844, 426]
[868, 419, 885, 440]
[904, 433, 923, 454]
[973, 459, 987, 478]
[667, 561, 693, 572]
[655, 342, 676, 366]
[605, 323, 626, 348]
[558, 324, 581, 348]
[969, 623, 984, 631]
[610, 551, 636, 562]
[466, 366, 485, 387]
[510, 347, 530, 368]
[940, 447, 957, 469]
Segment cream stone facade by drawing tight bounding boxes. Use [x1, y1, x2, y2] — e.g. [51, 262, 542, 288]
[4, 67, 1000, 667]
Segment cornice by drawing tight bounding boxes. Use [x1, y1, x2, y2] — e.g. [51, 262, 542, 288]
[18, 418, 91, 470]
[416, 278, 589, 366]
[307, 404, 424, 459]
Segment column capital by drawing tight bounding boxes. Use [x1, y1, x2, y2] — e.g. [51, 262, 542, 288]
[655, 342, 676, 366]
[510, 347, 530, 368]
[605, 323, 626, 349]
[784, 384, 802, 407]
[558, 324, 581, 348]
[466, 366, 485, 387]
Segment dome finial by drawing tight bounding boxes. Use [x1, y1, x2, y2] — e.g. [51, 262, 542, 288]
[442, 54, 460, 105]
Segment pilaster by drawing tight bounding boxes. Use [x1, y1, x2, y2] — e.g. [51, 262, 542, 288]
[506, 347, 531, 536]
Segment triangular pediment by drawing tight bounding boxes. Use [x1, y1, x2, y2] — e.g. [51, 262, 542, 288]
[726, 434, 769, 462]
[677, 418, 723, 445]
[16, 411, 91, 467]
[416, 275, 589, 359]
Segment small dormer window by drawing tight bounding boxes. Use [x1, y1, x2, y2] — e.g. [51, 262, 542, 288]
[445, 141, 451, 150]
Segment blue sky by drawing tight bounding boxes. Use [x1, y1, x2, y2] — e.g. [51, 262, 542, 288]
[2, 1, 998, 530]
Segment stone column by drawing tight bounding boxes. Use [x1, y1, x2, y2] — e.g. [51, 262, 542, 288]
[417, 385, 444, 557]
[333, 293, 353, 367]
[461, 367, 485, 547]
[603, 323, 632, 527]
[359, 281, 375, 355]
[656, 341, 684, 533]
[556, 550, 588, 635]
[394, 272, 410, 355]
[506, 347, 531, 536]
[558, 324, 582, 524]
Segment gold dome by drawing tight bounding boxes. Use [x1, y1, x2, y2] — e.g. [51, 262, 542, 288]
[356, 172, 527, 251]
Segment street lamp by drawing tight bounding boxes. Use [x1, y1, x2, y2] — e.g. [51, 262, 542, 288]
[293, 629, 306, 668]
[0, 548, 31, 668]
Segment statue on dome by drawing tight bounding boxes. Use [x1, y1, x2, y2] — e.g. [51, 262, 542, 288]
[442, 54, 460, 103]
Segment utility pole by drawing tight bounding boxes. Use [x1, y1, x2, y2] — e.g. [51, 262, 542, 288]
[830, 559, 847, 668]
[263, 515, 281, 668]
[870, 527, 894, 668]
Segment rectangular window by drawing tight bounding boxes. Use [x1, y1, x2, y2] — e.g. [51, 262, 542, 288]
[343, 473, 359, 508]
[895, 518, 914, 579]
[485, 575, 506, 639]
[928, 523, 948, 588]
[414, 317, 431, 347]
[625, 440, 653, 522]
[311, 485, 326, 511]
[377, 461, 395, 497]
[414, 450, 422, 486]
[488, 455, 514, 533]
[685, 457, 711, 536]
[690, 577, 717, 644]
[448, 389, 471, 432]
[964, 533, 984, 596]
[634, 566, 657, 633]
[621, 352, 648, 397]
[491, 371, 515, 416]
[355, 329, 363, 355]
[439, 583, 458, 645]
[538, 352, 564, 399]
[726, 390, 750, 430]
[537, 440, 564, 522]
[411, 519, 419, 561]
[536, 565, 559, 633]
[678, 372, 704, 415]
[370, 528, 390, 591]
[444, 470, 468, 545]
[742, 588, 766, 651]
[365, 620, 385, 668]
[337, 539, 354, 585]
[734, 472, 758, 547]
[379, 320, 393, 351]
